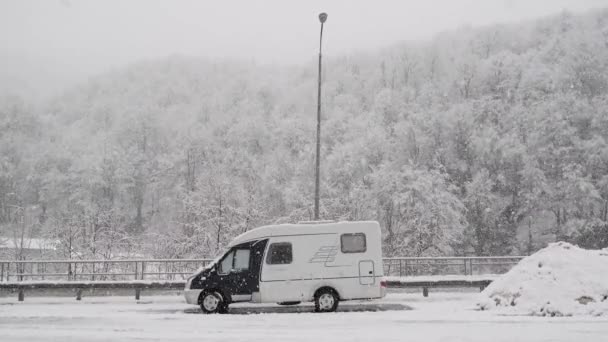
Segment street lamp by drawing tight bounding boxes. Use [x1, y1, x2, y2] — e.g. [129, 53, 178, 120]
[314, 12, 327, 221]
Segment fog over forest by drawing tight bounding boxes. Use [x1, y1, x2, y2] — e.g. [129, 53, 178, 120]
[2, 6, 608, 259]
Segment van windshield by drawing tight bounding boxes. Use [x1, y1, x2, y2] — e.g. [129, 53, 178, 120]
[219, 251, 234, 274]
[191, 253, 224, 276]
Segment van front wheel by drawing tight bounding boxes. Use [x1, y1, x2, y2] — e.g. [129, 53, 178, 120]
[314, 289, 339, 312]
[200, 291, 228, 314]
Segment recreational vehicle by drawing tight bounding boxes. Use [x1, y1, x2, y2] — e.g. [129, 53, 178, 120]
[184, 221, 386, 313]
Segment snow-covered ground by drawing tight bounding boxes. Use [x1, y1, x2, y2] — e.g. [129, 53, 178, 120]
[1, 291, 608, 341]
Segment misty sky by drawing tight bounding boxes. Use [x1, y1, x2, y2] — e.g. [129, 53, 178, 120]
[1, 0, 607, 98]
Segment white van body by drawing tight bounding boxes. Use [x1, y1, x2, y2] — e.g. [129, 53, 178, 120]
[184, 221, 386, 312]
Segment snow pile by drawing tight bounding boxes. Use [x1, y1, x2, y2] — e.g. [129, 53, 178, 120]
[477, 242, 608, 316]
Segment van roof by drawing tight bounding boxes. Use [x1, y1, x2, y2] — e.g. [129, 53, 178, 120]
[228, 221, 380, 247]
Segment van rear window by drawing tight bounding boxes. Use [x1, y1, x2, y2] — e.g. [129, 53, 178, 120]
[266, 243, 292, 264]
[341, 233, 366, 253]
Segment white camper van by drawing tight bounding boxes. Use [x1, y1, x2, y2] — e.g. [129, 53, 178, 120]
[184, 221, 386, 313]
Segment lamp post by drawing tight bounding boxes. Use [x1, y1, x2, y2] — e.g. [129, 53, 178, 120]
[314, 12, 327, 221]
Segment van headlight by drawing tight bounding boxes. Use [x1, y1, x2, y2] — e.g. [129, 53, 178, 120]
[185, 275, 195, 289]
[185, 274, 205, 289]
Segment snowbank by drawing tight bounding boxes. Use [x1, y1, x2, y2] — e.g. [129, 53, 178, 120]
[477, 242, 608, 316]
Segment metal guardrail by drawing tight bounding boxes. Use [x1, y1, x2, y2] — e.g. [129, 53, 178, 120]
[0, 259, 213, 282]
[0, 256, 524, 283]
[1, 276, 498, 301]
[1, 280, 187, 301]
[386, 278, 494, 297]
[382, 256, 524, 277]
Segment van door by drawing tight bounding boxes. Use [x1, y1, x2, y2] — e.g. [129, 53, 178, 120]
[215, 240, 267, 302]
[259, 240, 302, 302]
[359, 260, 375, 285]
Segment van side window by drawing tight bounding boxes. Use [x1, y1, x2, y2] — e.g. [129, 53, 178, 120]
[341, 233, 366, 253]
[266, 243, 292, 264]
[218, 248, 250, 274]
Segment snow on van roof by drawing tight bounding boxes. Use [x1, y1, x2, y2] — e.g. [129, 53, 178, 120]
[228, 221, 379, 247]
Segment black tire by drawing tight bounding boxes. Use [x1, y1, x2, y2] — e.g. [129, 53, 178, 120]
[218, 300, 230, 314]
[200, 291, 227, 314]
[314, 288, 339, 312]
[277, 301, 301, 306]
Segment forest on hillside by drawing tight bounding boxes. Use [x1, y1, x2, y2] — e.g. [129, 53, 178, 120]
[1, 9, 608, 260]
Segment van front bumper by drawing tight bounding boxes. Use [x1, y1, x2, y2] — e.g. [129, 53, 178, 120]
[184, 289, 203, 305]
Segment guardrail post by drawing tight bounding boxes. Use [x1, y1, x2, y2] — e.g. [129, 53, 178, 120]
[18, 259, 23, 281]
[422, 287, 428, 297]
[135, 288, 141, 300]
[76, 288, 83, 300]
[18, 289, 24, 301]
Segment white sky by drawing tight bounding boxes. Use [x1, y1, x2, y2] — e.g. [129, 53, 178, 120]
[1, 0, 607, 98]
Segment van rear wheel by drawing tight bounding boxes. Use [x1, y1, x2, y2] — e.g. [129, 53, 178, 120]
[314, 289, 339, 312]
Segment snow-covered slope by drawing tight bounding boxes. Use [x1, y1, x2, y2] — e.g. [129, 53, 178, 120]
[477, 242, 608, 316]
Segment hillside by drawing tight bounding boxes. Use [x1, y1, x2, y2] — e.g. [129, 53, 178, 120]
[1, 9, 608, 259]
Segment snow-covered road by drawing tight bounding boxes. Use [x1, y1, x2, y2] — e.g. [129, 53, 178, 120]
[1, 291, 607, 341]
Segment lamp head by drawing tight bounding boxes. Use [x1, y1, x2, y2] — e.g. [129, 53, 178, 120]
[319, 13, 328, 24]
